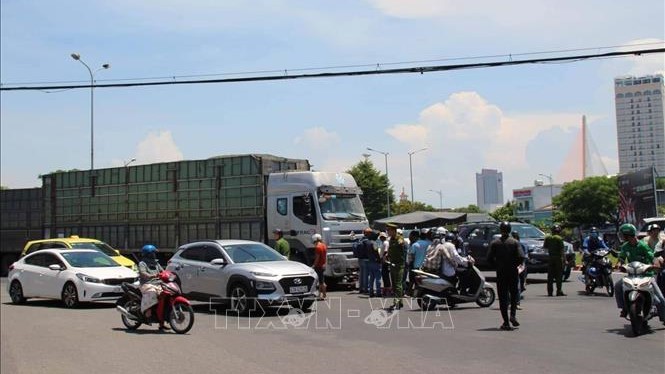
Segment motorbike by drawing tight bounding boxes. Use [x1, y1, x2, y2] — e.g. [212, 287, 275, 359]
[620, 261, 660, 336]
[411, 264, 496, 311]
[579, 249, 614, 296]
[116, 270, 195, 334]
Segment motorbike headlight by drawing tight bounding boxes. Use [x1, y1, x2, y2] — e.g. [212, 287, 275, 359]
[254, 281, 276, 291]
[76, 273, 101, 283]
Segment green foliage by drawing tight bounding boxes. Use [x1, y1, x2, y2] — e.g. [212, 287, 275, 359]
[0, 185, 8, 190]
[489, 201, 518, 222]
[553, 176, 619, 227]
[451, 204, 484, 213]
[656, 177, 665, 190]
[392, 200, 436, 215]
[347, 160, 395, 223]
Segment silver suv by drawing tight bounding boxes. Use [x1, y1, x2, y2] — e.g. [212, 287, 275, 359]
[166, 240, 318, 314]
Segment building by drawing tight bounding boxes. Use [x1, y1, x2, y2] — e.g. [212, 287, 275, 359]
[614, 74, 665, 176]
[513, 181, 563, 225]
[476, 169, 504, 212]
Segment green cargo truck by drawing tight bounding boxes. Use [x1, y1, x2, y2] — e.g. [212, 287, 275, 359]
[1, 154, 367, 284]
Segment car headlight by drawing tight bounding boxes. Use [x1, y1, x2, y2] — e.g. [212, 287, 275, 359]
[76, 273, 101, 283]
[254, 281, 276, 291]
[251, 271, 277, 277]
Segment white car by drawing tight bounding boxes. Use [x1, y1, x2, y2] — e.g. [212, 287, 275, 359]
[167, 240, 318, 314]
[8, 249, 138, 308]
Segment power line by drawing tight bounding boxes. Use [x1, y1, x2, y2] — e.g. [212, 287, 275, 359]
[1, 47, 663, 92]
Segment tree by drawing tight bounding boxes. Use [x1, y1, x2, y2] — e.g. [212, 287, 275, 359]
[489, 201, 518, 222]
[347, 160, 395, 223]
[553, 176, 619, 227]
[451, 204, 484, 213]
[392, 200, 436, 215]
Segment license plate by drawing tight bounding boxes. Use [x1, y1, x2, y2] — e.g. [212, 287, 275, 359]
[289, 285, 308, 294]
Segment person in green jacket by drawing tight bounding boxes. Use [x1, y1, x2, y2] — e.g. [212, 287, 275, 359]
[273, 229, 290, 259]
[545, 224, 566, 297]
[385, 223, 405, 311]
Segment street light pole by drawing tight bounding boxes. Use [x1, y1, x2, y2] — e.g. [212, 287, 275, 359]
[367, 147, 391, 217]
[71, 53, 110, 170]
[429, 189, 443, 210]
[538, 173, 554, 220]
[124, 158, 136, 167]
[408, 147, 427, 203]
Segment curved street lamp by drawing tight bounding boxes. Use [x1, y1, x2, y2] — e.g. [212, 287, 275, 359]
[367, 147, 390, 217]
[408, 147, 428, 202]
[71, 53, 110, 170]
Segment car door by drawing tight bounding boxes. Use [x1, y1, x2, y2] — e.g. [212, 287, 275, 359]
[172, 246, 205, 294]
[20, 253, 47, 297]
[38, 253, 68, 298]
[197, 245, 228, 297]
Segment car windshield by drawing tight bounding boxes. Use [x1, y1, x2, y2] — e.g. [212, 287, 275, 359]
[62, 251, 120, 268]
[512, 224, 546, 239]
[318, 193, 366, 221]
[222, 243, 285, 263]
[70, 242, 118, 257]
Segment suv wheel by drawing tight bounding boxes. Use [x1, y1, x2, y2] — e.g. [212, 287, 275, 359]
[229, 283, 256, 315]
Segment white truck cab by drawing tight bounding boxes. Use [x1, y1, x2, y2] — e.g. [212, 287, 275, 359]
[267, 171, 367, 285]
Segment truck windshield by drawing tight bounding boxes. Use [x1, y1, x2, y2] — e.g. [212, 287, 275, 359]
[318, 193, 366, 221]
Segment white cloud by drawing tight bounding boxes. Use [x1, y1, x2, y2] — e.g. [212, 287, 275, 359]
[383, 92, 591, 206]
[133, 131, 184, 164]
[293, 127, 341, 150]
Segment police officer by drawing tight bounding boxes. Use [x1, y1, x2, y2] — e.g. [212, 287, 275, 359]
[385, 223, 405, 310]
[487, 222, 526, 330]
[273, 228, 290, 259]
[545, 224, 566, 297]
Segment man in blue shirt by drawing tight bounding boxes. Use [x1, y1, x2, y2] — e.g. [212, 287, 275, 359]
[409, 228, 432, 270]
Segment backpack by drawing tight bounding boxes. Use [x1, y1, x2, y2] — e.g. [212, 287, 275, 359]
[353, 238, 370, 259]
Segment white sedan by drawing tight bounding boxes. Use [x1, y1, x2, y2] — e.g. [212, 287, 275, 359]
[8, 249, 138, 308]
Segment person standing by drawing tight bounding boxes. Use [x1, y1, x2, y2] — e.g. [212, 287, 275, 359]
[545, 224, 566, 297]
[367, 232, 382, 297]
[273, 229, 290, 259]
[312, 233, 327, 300]
[353, 228, 373, 294]
[385, 223, 405, 310]
[376, 232, 391, 296]
[487, 222, 526, 331]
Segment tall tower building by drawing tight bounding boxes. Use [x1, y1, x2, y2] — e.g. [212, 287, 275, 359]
[476, 169, 504, 212]
[614, 74, 665, 175]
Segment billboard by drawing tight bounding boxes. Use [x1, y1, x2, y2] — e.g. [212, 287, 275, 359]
[618, 167, 657, 226]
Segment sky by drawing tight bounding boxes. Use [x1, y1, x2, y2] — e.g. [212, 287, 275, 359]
[1, 0, 664, 209]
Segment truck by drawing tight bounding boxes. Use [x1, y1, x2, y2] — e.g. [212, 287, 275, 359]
[0, 154, 367, 284]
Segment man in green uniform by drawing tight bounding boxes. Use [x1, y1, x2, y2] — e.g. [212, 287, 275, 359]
[545, 224, 566, 297]
[273, 229, 290, 259]
[385, 223, 405, 310]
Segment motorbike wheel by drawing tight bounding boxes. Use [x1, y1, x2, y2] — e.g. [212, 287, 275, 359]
[417, 295, 437, 311]
[585, 284, 595, 295]
[629, 302, 643, 336]
[121, 300, 142, 330]
[475, 287, 496, 308]
[606, 279, 614, 297]
[169, 302, 195, 334]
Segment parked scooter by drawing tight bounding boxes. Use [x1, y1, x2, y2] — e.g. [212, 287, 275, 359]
[620, 261, 660, 336]
[411, 265, 496, 310]
[579, 249, 614, 296]
[116, 270, 195, 334]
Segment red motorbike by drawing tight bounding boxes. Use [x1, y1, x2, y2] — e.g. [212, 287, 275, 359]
[116, 270, 195, 334]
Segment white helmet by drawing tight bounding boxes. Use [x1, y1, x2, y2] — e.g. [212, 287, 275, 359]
[434, 226, 447, 238]
[311, 233, 322, 242]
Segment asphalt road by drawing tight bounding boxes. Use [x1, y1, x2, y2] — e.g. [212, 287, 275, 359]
[2, 272, 664, 374]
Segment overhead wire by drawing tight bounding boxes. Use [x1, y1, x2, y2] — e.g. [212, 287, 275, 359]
[0, 45, 663, 92]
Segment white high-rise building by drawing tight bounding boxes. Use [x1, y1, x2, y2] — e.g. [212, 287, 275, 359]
[614, 74, 665, 175]
[476, 169, 504, 212]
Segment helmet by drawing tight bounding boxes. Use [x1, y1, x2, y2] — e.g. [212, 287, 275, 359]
[445, 233, 456, 242]
[589, 227, 598, 237]
[551, 224, 562, 234]
[619, 223, 637, 238]
[419, 228, 430, 238]
[648, 223, 661, 232]
[141, 244, 157, 254]
[499, 221, 511, 234]
[273, 228, 283, 236]
[587, 266, 599, 277]
[311, 233, 322, 243]
[434, 226, 447, 239]
[378, 232, 387, 239]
